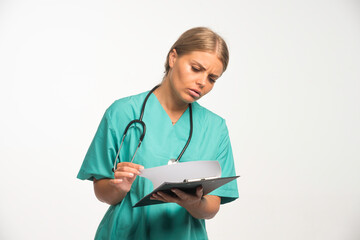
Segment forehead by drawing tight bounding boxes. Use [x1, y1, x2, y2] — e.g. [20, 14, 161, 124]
[181, 51, 223, 74]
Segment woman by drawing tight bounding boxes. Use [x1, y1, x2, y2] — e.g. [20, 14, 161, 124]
[77, 27, 239, 239]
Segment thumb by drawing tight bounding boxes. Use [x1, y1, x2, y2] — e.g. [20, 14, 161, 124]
[196, 186, 204, 197]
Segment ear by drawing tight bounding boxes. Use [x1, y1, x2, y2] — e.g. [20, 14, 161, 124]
[168, 49, 178, 68]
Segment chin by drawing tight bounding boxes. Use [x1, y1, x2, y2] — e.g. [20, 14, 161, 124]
[182, 95, 198, 104]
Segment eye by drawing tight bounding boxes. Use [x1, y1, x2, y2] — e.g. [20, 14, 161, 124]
[191, 66, 200, 72]
[208, 77, 216, 83]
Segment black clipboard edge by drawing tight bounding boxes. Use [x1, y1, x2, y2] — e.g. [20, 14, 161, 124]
[133, 176, 239, 208]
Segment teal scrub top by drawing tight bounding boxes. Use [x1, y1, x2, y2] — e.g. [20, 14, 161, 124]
[77, 91, 239, 240]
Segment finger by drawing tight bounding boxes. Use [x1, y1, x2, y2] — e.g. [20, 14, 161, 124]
[151, 192, 168, 202]
[116, 162, 144, 171]
[196, 186, 204, 198]
[114, 171, 137, 179]
[170, 188, 188, 200]
[157, 191, 178, 203]
[115, 166, 142, 175]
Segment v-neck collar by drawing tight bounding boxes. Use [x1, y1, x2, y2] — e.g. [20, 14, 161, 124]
[149, 92, 190, 127]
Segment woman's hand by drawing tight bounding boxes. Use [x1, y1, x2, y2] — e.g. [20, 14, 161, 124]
[111, 162, 144, 193]
[150, 187, 221, 219]
[93, 162, 143, 205]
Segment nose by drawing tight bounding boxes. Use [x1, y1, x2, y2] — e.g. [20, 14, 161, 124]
[196, 74, 207, 88]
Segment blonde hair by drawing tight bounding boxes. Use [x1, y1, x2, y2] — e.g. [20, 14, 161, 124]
[164, 27, 229, 76]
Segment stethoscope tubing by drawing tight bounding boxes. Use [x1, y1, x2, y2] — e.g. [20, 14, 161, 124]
[112, 85, 193, 172]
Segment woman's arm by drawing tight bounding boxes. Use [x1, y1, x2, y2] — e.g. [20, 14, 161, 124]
[151, 187, 221, 219]
[93, 178, 127, 205]
[93, 162, 144, 205]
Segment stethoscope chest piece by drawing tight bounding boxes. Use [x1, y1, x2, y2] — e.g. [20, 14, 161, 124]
[168, 159, 178, 165]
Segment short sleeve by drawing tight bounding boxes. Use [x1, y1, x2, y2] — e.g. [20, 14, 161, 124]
[209, 119, 239, 204]
[77, 110, 117, 181]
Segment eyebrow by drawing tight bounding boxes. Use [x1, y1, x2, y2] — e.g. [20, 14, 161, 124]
[192, 60, 220, 78]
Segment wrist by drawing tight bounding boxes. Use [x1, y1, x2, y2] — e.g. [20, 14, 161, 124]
[184, 197, 206, 219]
[186, 195, 220, 220]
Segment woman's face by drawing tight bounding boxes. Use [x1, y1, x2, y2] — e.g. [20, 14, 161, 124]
[167, 50, 224, 104]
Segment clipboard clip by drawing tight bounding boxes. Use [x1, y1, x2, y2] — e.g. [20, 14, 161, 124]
[183, 176, 218, 183]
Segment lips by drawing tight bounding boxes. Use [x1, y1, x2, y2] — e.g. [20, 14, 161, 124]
[188, 88, 201, 98]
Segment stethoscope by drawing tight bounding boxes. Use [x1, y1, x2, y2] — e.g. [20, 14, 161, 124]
[112, 85, 193, 172]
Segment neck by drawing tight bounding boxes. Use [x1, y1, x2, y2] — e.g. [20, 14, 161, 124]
[153, 79, 189, 113]
[153, 78, 189, 124]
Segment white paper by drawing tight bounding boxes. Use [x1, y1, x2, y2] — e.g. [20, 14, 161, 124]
[140, 160, 221, 189]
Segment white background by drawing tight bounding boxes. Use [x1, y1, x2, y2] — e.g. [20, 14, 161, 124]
[0, 0, 359, 239]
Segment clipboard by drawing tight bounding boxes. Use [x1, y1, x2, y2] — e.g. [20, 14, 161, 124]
[133, 176, 239, 207]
